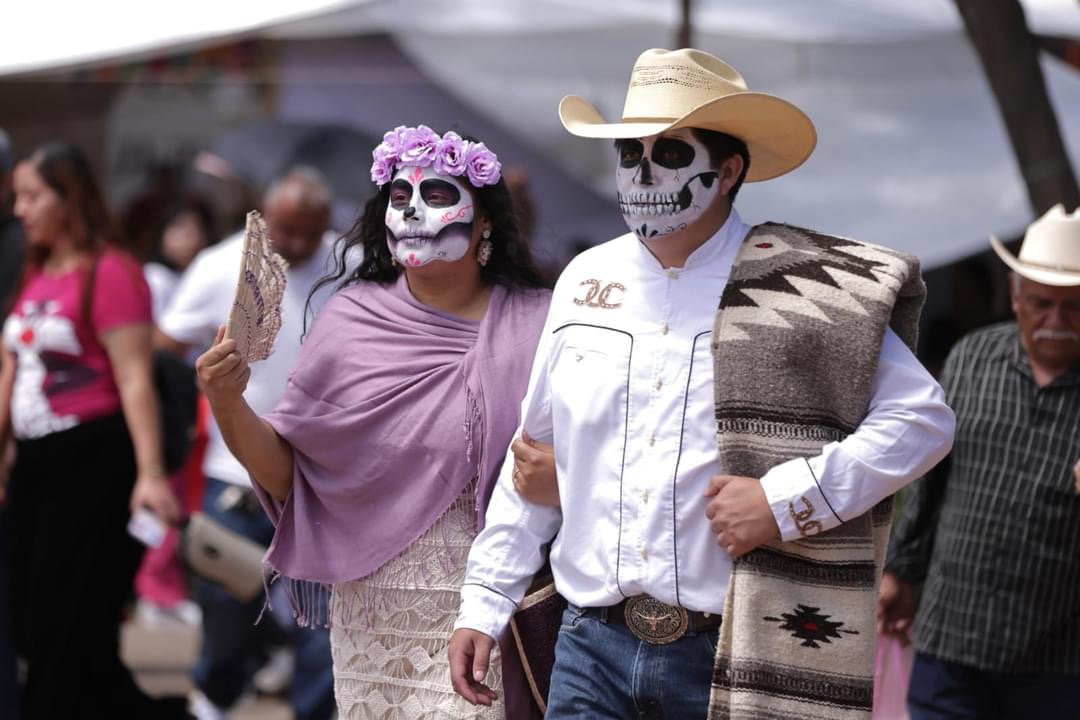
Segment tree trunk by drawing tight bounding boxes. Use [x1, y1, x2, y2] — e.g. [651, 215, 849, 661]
[676, 0, 693, 49]
[953, 0, 1080, 214]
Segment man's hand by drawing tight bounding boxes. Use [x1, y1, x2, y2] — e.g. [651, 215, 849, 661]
[878, 571, 918, 640]
[510, 432, 559, 506]
[704, 475, 779, 557]
[448, 628, 498, 706]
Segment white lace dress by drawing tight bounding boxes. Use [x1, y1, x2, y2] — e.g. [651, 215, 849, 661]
[330, 487, 505, 719]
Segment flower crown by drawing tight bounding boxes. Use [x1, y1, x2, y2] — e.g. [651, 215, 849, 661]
[370, 125, 502, 188]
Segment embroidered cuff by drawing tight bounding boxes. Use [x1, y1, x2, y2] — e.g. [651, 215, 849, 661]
[454, 582, 517, 641]
[760, 457, 842, 542]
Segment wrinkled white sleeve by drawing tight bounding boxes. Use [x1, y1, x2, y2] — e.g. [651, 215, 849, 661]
[158, 250, 222, 349]
[759, 328, 956, 541]
[454, 305, 563, 641]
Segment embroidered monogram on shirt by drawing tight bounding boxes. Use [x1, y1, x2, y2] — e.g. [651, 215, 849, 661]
[573, 279, 626, 309]
[788, 497, 824, 537]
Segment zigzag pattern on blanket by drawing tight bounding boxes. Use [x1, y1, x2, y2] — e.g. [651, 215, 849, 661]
[707, 223, 924, 719]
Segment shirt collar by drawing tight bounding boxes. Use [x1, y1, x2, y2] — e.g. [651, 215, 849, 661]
[633, 208, 750, 274]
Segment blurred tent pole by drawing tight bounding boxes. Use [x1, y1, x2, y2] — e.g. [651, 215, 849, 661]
[954, 0, 1080, 214]
[677, 0, 693, 49]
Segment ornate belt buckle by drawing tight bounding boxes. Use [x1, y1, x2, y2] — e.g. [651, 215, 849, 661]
[624, 595, 689, 645]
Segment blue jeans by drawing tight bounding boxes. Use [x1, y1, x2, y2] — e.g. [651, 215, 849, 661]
[193, 478, 334, 720]
[908, 652, 1080, 720]
[545, 604, 718, 719]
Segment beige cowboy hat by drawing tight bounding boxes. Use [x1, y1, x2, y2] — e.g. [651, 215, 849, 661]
[991, 204, 1080, 287]
[558, 48, 817, 182]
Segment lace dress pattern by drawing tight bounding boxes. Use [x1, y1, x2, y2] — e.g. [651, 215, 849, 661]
[330, 488, 504, 719]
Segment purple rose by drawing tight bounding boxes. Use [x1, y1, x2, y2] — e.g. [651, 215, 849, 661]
[371, 140, 396, 168]
[380, 125, 408, 155]
[370, 156, 394, 186]
[432, 131, 467, 177]
[464, 141, 502, 187]
[398, 124, 439, 167]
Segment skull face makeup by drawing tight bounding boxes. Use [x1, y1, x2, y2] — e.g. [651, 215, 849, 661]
[615, 129, 720, 241]
[385, 166, 474, 268]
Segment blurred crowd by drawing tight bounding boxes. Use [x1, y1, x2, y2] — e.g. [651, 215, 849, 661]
[0, 128, 340, 720]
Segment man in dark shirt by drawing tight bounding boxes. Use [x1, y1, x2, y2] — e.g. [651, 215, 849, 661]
[881, 204, 1080, 719]
[0, 125, 21, 720]
[0, 129, 24, 311]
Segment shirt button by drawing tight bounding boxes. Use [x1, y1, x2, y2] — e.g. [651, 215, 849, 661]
[655, 379, 663, 391]
[666, 269, 678, 279]
[641, 491, 649, 504]
[660, 323, 669, 335]
[640, 548, 649, 560]
[648, 433, 656, 446]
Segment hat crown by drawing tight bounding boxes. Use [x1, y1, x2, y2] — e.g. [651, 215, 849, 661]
[622, 48, 748, 123]
[1019, 204, 1080, 272]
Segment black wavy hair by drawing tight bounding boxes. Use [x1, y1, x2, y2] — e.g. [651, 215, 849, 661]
[307, 134, 546, 313]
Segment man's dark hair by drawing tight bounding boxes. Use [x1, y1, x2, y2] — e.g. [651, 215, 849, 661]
[691, 128, 750, 203]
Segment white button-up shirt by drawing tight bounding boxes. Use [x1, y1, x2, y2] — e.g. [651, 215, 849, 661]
[456, 210, 954, 640]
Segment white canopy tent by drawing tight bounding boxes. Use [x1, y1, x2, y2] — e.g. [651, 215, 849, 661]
[3, 0, 1080, 268]
[297, 0, 1080, 269]
[0, 1, 372, 77]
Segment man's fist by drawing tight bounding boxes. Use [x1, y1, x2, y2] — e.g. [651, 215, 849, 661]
[704, 475, 779, 557]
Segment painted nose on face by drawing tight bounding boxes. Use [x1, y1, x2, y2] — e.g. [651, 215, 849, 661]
[403, 206, 417, 220]
[635, 157, 654, 186]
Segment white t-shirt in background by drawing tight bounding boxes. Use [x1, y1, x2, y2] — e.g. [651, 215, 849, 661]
[160, 230, 339, 486]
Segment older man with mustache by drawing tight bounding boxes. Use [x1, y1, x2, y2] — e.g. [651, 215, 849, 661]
[881, 204, 1080, 719]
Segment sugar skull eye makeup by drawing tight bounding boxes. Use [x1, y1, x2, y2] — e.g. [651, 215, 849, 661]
[651, 137, 695, 169]
[617, 139, 645, 169]
[389, 180, 413, 209]
[419, 179, 461, 208]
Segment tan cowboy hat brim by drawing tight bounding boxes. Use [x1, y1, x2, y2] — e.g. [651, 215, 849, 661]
[991, 235, 1080, 287]
[559, 92, 817, 182]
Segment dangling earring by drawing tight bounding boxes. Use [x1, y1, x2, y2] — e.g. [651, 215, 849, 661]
[477, 228, 493, 267]
[390, 254, 399, 267]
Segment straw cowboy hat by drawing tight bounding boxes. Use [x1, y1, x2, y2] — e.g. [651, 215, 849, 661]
[558, 48, 817, 182]
[991, 204, 1080, 287]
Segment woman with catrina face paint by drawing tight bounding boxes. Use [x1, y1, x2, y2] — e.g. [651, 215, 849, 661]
[195, 126, 551, 719]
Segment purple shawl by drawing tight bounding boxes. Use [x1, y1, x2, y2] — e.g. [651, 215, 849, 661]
[259, 274, 549, 581]
[256, 274, 549, 718]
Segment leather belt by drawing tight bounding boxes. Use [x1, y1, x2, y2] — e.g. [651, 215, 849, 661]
[584, 595, 722, 645]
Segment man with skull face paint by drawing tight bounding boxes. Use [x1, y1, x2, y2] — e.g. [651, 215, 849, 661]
[615, 128, 728, 242]
[451, 49, 954, 719]
[196, 126, 549, 719]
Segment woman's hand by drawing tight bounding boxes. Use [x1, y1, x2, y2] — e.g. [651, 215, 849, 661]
[196, 326, 251, 412]
[130, 473, 181, 525]
[510, 432, 559, 506]
[1074, 459, 1080, 494]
